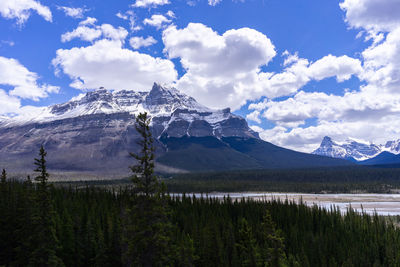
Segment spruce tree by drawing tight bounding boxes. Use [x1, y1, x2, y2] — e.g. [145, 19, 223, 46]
[236, 218, 261, 267]
[29, 145, 64, 266]
[1, 168, 6, 183]
[259, 211, 287, 267]
[124, 112, 174, 267]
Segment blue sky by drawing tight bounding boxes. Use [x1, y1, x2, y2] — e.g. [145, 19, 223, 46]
[1, 0, 400, 152]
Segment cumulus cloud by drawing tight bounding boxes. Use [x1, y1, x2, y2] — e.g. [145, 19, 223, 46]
[340, 0, 400, 32]
[163, 23, 276, 109]
[129, 36, 157, 49]
[307, 54, 363, 82]
[257, 53, 361, 101]
[162, 23, 363, 110]
[250, 0, 400, 152]
[0, 0, 52, 24]
[57, 6, 87, 18]
[246, 110, 261, 124]
[361, 27, 400, 91]
[251, 1, 400, 153]
[250, 85, 400, 151]
[143, 14, 171, 29]
[0, 56, 59, 101]
[80, 17, 97, 25]
[133, 0, 170, 8]
[61, 21, 128, 43]
[52, 39, 177, 91]
[0, 89, 21, 115]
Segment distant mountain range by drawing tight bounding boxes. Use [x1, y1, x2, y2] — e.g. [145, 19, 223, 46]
[313, 136, 400, 166]
[0, 83, 351, 175]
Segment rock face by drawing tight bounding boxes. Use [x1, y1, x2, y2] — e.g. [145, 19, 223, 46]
[0, 83, 352, 175]
[0, 83, 259, 174]
[313, 136, 400, 161]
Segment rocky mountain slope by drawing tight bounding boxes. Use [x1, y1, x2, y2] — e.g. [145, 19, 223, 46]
[0, 83, 351, 175]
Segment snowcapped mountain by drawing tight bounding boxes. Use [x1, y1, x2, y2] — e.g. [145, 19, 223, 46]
[0, 83, 351, 175]
[313, 136, 400, 161]
[0, 83, 257, 139]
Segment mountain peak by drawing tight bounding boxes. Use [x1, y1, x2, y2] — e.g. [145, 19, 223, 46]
[145, 83, 174, 106]
[321, 136, 333, 146]
[313, 136, 382, 161]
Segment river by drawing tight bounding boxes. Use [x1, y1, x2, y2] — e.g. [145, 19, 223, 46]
[175, 193, 400, 216]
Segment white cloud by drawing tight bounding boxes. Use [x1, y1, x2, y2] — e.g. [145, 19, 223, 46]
[250, 84, 400, 152]
[129, 36, 157, 49]
[262, 53, 362, 99]
[61, 22, 128, 43]
[166, 10, 175, 18]
[163, 23, 363, 110]
[282, 50, 299, 66]
[0, 40, 15, 47]
[80, 17, 97, 25]
[116, 10, 142, 31]
[0, 0, 52, 24]
[246, 110, 261, 124]
[100, 24, 128, 41]
[163, 23, 276, 109]
[307, 54, 363, 82]
[0, 89, 21, 115]
[361, 27, 400, 91]
[133, 0, 170, 8]
[208, 0, 222, 6]
[340, 0, 400, 32]
[0, 56, 59, 100]
[52, 39, 177, 91]
[143, 14, 171, 29]
[61, 26, 102, 42]
[266, 0, 400, 151]
[250, 0, 400, 153]
[57, 6, 87, 19]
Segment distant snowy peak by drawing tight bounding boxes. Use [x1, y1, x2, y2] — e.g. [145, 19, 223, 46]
[383, 140, 400, 154]
[313, 136, 400, 161]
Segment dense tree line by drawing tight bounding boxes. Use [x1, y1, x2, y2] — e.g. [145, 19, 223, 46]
[2, 179, 400, 266]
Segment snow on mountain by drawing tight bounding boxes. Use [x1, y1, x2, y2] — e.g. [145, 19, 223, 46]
[382, 140, 400, 154]
[313, 136, 400, 161]
[0, 83, 258, 139]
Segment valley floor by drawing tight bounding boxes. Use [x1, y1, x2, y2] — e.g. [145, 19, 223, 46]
[175, 192, 400, 216]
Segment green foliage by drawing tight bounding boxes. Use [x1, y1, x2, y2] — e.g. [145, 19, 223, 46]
[124, 112, 176, 266]
[1, 181, 400, 266]
[30, 145, 64, 266]
[165, 167, 400, 193]
[1, 168, 6, 183]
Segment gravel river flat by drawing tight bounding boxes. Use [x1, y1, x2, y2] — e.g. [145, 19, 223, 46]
[177, 193, 400, 216]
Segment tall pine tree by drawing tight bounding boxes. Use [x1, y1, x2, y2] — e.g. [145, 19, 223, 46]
[29, 145, 64, 266]
[1, 168, 6, 183]
[123, 112, 174, 267]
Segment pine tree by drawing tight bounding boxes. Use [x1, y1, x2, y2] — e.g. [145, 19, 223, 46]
[123, 112, 174, 267]
[129, 112, 157, 197]
[1, 168, 6, 183]
[29, 145, 64, 266]
[259, 211, 287, 267]
[236, 218, 261, 267]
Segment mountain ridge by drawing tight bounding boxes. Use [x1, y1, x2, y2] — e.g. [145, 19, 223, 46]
[0, 83, 352, 175]
[313, 136, 400, 162]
